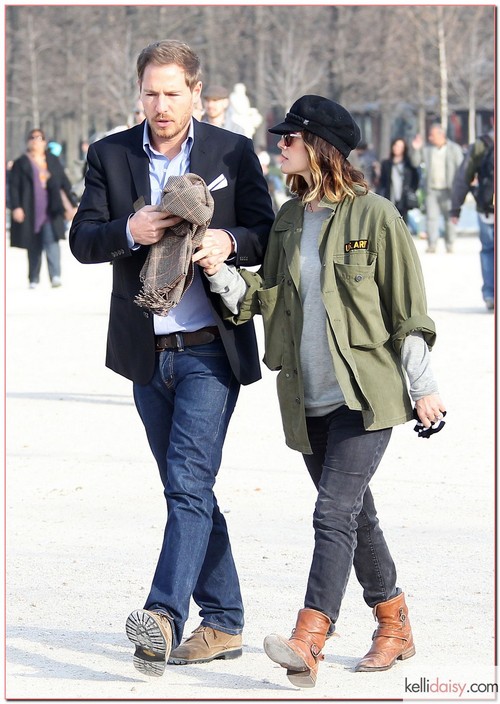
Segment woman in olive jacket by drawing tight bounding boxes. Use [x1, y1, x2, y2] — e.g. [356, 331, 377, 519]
[9, 128, 77, 287]
[202, 96, 446, 689]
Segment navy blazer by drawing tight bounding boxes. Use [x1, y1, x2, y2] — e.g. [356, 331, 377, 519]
[69, 120, 275, 385]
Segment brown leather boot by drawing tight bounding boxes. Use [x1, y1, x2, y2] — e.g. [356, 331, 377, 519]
[263, 608, 331, 688]
[355, 592, 416, 672]
[125, 609, 173, 677]
[168, 625, 242, 664]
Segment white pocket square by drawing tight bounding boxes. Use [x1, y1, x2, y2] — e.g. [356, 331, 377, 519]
[207, 174, 228, 191]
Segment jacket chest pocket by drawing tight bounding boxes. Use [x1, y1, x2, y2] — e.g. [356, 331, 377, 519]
[333, 259, 389, 348]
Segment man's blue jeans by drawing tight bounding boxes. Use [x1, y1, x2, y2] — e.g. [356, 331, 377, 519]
[302, 406, 398, 625]
[132, 339, 242, 648]
[478, 215, 495, 302]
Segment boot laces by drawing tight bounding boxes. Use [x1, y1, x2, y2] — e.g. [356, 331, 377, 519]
[192, 625, 217, 640]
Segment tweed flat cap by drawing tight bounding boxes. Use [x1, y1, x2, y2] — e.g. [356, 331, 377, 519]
[203, 85, 229, 100]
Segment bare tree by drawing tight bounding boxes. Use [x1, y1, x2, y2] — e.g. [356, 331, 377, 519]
[437, 6, 450, 129]
[264, 6, 331, 111]
[5, 5, 494, 171]
[448, 6, 495, 143]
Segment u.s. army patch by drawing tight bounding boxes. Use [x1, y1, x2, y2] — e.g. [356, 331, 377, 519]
[345, 239, 368, 253]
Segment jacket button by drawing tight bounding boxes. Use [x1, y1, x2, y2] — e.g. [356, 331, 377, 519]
[355, 274, 363, 282]
[295, 397, 300, 404]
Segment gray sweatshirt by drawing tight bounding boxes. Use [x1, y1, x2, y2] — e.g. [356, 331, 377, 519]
[205, 212, 438, 405]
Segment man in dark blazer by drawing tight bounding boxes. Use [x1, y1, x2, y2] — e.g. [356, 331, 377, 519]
[70, 39, 274, 676]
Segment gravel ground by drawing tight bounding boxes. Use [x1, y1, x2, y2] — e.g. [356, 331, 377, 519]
[5, 229, 495, 702]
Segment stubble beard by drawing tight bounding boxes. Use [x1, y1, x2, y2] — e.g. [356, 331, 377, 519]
[150, 109, 192, 142]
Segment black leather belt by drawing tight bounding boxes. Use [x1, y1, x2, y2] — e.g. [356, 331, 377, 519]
[155, 326, 220, 352]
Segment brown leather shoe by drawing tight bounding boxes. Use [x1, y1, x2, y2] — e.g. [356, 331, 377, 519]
[168, 625, 243, 664]
[125, 609, 173, 677]
[264, 608, 331, 688]
[355, 592, 416, 672]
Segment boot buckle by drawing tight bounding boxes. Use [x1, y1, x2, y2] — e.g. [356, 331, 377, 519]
[310, 643, 322, 659]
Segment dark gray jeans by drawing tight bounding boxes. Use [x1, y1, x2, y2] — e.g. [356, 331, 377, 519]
[302, 405, 398, 625]
[28, 221, 61, 284]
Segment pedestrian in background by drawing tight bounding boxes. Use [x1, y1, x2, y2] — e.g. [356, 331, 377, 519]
[349, 140, 380, 191]
[69, 39, 274, 676]
[6, 159, 13, 210]
[201, 84, 246, 135]
[9, 128, 77, 288]
[410, 124, 464, 253]
[257, 148, 288, 213]
[128, 99, 146, 127]
[450, 123, 495, 311]
[193, 94, 204, 121]
[205, 95, 446, 689]
[377, 138, 420, 225]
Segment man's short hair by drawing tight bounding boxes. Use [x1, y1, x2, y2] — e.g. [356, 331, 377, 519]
[136, 39, 202, 88]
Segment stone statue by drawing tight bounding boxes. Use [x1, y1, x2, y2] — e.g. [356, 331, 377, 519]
[228, 83, 262, 138]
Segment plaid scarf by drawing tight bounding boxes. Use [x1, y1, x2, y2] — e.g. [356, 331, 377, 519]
[134, 174, 214, 316]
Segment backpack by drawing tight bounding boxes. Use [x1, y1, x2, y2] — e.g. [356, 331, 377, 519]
[474, 134, 494, 214]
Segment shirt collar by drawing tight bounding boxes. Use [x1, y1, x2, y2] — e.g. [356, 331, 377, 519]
[142, 119, 194, 159]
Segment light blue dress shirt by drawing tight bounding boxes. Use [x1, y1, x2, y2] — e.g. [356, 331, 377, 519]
[128, 120, 217, 335]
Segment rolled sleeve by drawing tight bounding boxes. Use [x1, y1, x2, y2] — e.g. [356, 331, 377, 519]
[377, 216, 437, 355]
[392, 315, 436, 354]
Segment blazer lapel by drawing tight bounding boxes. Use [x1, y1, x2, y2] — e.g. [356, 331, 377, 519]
[125, 126, 151, 204]
[127, 151, 150, 205]
[190, 121, 212, 182]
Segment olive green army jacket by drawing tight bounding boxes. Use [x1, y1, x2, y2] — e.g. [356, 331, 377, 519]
[228, 191, 437, 453]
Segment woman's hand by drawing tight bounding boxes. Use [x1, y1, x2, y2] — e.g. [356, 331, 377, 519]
[414, 394, 447, 428]
[12, 207, 25, 223]
[192, 229, 234, 276]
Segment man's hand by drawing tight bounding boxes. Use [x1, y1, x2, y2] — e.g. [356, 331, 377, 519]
[192, 229, 234, 276]
[129, 205, 182, 246]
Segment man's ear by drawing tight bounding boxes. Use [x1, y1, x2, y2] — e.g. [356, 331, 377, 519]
[193, 81, 202, 101]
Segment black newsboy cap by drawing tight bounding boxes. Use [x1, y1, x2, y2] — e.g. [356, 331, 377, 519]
[269, 95, 361, 158]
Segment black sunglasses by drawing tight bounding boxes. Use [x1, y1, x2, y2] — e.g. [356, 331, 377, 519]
[282, 133, 303, 148]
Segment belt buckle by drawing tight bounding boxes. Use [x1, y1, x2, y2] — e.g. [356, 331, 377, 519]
[175, 332, 184, 352]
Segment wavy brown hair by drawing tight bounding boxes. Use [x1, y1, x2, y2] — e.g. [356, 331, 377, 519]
[286, 132, 368, 205]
